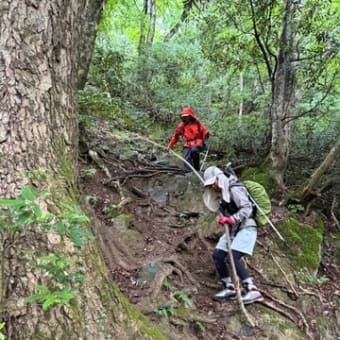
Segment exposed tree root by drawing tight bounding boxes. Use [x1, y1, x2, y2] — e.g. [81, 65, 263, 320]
[88, 150, 112, 178]
[150, 264, 176, 299]
[200, 281, 220, 289]
[110, 180, 133, 209]
[104, 168, 185, 184]
[164, 256, 197, 286]
[129, 185, 147, 198]
[175, 229, 199, 251]
[270, 254, 298, 296]
[175, 313, 217, 324]
[260, 290, 313, 339]
[153, 255, 197, 286]
[84, 204, 136, 271]
[175, 227, 212, 253]
[258, 300, 296, 323]
[254, 241, 298, 297]
[298, 285, 323, 303]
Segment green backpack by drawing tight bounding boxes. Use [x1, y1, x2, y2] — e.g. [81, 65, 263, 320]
[224, 164, 271, 226]
[229, 180, 271, 226]
[243, 180, 271, 226]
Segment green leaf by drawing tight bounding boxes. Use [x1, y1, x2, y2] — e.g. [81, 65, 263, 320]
[0, 199, 25, 207]
[21, 187, 36, 201]
[42, 296, 56, 310]
[53, 222, 68, 235]
[31, 203, 43, 219]
[175, 291, 193, 308]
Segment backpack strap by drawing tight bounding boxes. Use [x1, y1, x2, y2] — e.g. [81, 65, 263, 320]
[228, 181, 257, 218]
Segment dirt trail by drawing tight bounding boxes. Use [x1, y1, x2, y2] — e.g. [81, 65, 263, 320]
[79, 124, 339, 340]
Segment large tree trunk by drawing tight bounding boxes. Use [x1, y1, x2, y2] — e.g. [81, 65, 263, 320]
[269, 0, 301, 188]
[0, 1, 165, 339]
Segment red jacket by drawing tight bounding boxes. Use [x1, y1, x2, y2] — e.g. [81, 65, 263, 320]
[168, 108, 209, 149]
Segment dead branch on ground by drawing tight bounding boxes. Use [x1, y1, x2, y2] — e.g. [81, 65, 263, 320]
[260, 290, 312, 338]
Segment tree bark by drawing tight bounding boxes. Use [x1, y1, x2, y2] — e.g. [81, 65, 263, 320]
[138, 0, 156, 55]
[269, 0, 302, 188]
[238, 71, 244, 119]
[0, 1, 166, 339]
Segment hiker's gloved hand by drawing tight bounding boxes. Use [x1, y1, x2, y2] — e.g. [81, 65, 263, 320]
[218, 216, 235, 226]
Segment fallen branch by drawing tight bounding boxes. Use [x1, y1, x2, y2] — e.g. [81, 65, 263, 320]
[260, 290, 312, 338]
[258, 300, 296, 323]
[253, 241, 298, 298]
[244, 258, 298, 301]
[270, 254, 298, 297]
[200, 281, 220, 289]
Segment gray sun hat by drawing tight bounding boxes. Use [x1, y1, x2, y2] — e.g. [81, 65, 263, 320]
[203, 166, 231, 212]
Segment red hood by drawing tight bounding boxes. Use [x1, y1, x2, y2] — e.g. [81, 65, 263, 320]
[181, 107, 196, 119]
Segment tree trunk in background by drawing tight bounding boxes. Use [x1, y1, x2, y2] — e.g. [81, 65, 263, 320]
[77, 0, 105, 90]
[238, 71, 244, 119]
[137, 0, 157, 115]
[138, 0, 156, 55]
[269, 0, 301, 188]
[302, 137, 340, 200]
[0, 1, 165, 339]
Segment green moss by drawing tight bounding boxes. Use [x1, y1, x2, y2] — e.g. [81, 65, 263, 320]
[83, 241, 167, 339]
[176, 307, 190, 317]
[256, 305, 305, 339]
[240, 162, 277, 196]
[112, 284, 168, 339]
[125, 229, 141, 241]
[115, 213, 132, 229]
[277, 216, 324, 272]
[53, 138, 78, 202]
[103, 204, 119, 218]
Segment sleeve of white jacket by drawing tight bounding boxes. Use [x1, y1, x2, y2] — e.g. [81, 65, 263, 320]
[230, 186, 253, 224]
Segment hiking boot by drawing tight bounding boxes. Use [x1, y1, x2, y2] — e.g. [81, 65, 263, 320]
[213, 286, 236, 301]
[242, 286, 264, 305]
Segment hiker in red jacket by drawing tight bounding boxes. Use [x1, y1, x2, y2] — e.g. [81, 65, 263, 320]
[167, 107, 209, 171]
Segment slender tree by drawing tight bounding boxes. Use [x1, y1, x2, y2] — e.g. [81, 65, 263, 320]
[302, 136, 340, 202]
[267, 0, 302, 188]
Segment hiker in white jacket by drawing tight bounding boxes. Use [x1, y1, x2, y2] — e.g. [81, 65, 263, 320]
[203, 166, 263, 304]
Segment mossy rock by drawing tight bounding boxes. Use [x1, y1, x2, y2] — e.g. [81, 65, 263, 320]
[198, 212, 220, 240]
[255, 305, 305, 340]
[277, 216, 323, 274]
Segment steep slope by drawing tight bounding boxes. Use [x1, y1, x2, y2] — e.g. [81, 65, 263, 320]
[79, 120, 339, 340]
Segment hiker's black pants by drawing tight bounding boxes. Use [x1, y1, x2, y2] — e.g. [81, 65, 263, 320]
[212, 248, 249, 282]
[183, 146, 202, 171]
